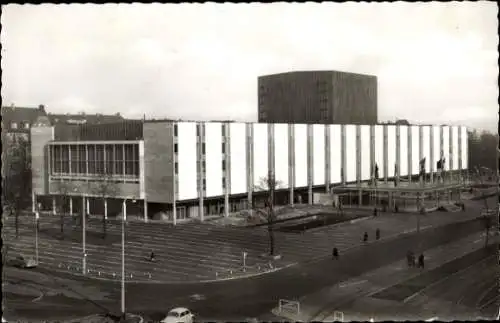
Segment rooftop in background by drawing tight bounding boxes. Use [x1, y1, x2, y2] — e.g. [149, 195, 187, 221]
[53, 120, 144, 141]
[47, 111, 124, 126]
[1, 104, 49, 133]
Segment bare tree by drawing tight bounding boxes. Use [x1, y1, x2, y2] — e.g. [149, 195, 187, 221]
[253, 171, 285, 257]
[3, 135, 31, 239]
[91, 175, 118, 239]
[53, 179, 71, 237]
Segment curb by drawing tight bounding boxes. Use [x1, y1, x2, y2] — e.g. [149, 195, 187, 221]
[33, 261, 299, 285]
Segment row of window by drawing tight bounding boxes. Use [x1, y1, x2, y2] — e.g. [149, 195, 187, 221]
[173, 124, 228, 137]
[173, 142, 227, 154]
[9, 121, 31, 130]
[50, 144, 140, 177]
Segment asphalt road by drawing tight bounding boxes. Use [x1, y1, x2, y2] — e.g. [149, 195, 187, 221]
[404, 251, 499, 319]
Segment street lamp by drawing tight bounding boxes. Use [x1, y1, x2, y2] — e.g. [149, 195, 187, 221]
[34, 205, 39, 264]
[75, 188, 87, 275]
[121, 197, 136, 316]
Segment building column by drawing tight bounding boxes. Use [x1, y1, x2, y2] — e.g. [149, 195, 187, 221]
[370, 125, 375, 185]
[396, 125, 401, 185]
[102, 198, 107, 220]
[356, 125, 361, 186]
[69, 197, 73, 216]
[307, 124, 313, 204]
[52, 196, 57, 215]
[341, 125, 347, 186]
[198, 122, 205, 222]
[86, 198, 90, 216]
[246, 123, 254, 212]
[383, 125, 388, 184]
[224, 122, 230, 218]
[408, 126, 412, 183]
[32, 192, 36, 213]
[289, 124, 295, 205]
[172, 201, 177, 226]
[143, 199, 148, 222]
[429, 126, 434, 184]
[325, 125, 331, 193]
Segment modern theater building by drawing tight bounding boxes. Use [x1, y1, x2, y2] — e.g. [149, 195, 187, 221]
[31, 120, 469, 224]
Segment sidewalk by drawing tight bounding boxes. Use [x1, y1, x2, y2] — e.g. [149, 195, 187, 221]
[271, 231, 496, 322]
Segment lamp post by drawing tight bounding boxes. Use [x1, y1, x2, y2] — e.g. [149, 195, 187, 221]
[121, 198, 127, 315]
[121, 197, 136, 316]
[35, 207, 39, 264]
[80, 191, 87, 275]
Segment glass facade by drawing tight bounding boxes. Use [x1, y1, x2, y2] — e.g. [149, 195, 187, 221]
[50, 143, 140, 181]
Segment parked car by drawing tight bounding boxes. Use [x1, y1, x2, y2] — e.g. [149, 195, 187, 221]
[9, 255, 37, 269]
[160, 308, 194, 323]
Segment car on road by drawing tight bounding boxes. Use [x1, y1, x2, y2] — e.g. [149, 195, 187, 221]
[8, 255, 38, 269]
[160, 308, 194, 323]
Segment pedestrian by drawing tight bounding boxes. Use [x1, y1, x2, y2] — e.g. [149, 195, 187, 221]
[418, 253, 424, 269]
[375, 228, 380, 240]
[373, 208, 378, 217]
[149, 251, 156, 262]
[395, 204, 399, 213]
[406, 251, 413, 268]
[461, 203, 465, 211]
[363, 231, 368, 243]
[332, 247, 339, 260]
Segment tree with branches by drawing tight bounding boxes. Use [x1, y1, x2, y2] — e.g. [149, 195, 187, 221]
[53, 179, 72, 237]
[253, 171, 285, 257]
[91, 175, 118, 239]
[3, 135, 31, 238]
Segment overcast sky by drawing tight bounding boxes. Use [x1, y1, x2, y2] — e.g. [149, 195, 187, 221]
[1, 2, 498, 131]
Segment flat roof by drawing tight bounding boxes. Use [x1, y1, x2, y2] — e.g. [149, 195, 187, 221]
[332, 180, 465, 193]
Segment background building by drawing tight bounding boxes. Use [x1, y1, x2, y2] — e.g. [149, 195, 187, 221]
[258, 71, 378, 125]
[31, 121, 468, 223]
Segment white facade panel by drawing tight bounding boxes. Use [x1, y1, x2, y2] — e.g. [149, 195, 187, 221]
[229, 123, 247, 195]
[274, 124, 289, 188]
[442, 126, 450, 171]
[177, 122, 198, 200]
[294, 124, 308, 188]
[360, 126, 371, 181]
[432, 126, 441, 170]
[253, 124, 269, 191]
[374, 125, 384, 179]
[313, 125, 325, 186]
[345, 125, 357, 182]
[399, 126, 408, 177]
[330, 125, 342, 184]
[461, 126, 468, 169]
[452, 126, 459, 171]
[204, 122, 223, 198]
[422, 126, 431, 172]
[411, 126, 420, 175]
[387, 125, 397, 178]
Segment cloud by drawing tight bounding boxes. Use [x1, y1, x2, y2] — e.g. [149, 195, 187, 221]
[1, 2, 498, 132]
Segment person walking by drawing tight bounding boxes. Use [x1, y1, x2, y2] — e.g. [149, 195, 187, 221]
[363, 231, 368, 243]
[373, 208, 378, 217]
[375, 228, 381, 240]
[418, 253, 425, 269]
[149, 250, 156, 262]
[406, 250, 413, 268]
[332, 247, 339, 260]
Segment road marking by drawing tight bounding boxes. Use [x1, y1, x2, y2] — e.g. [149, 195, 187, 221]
[339, 280, 367, 288]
